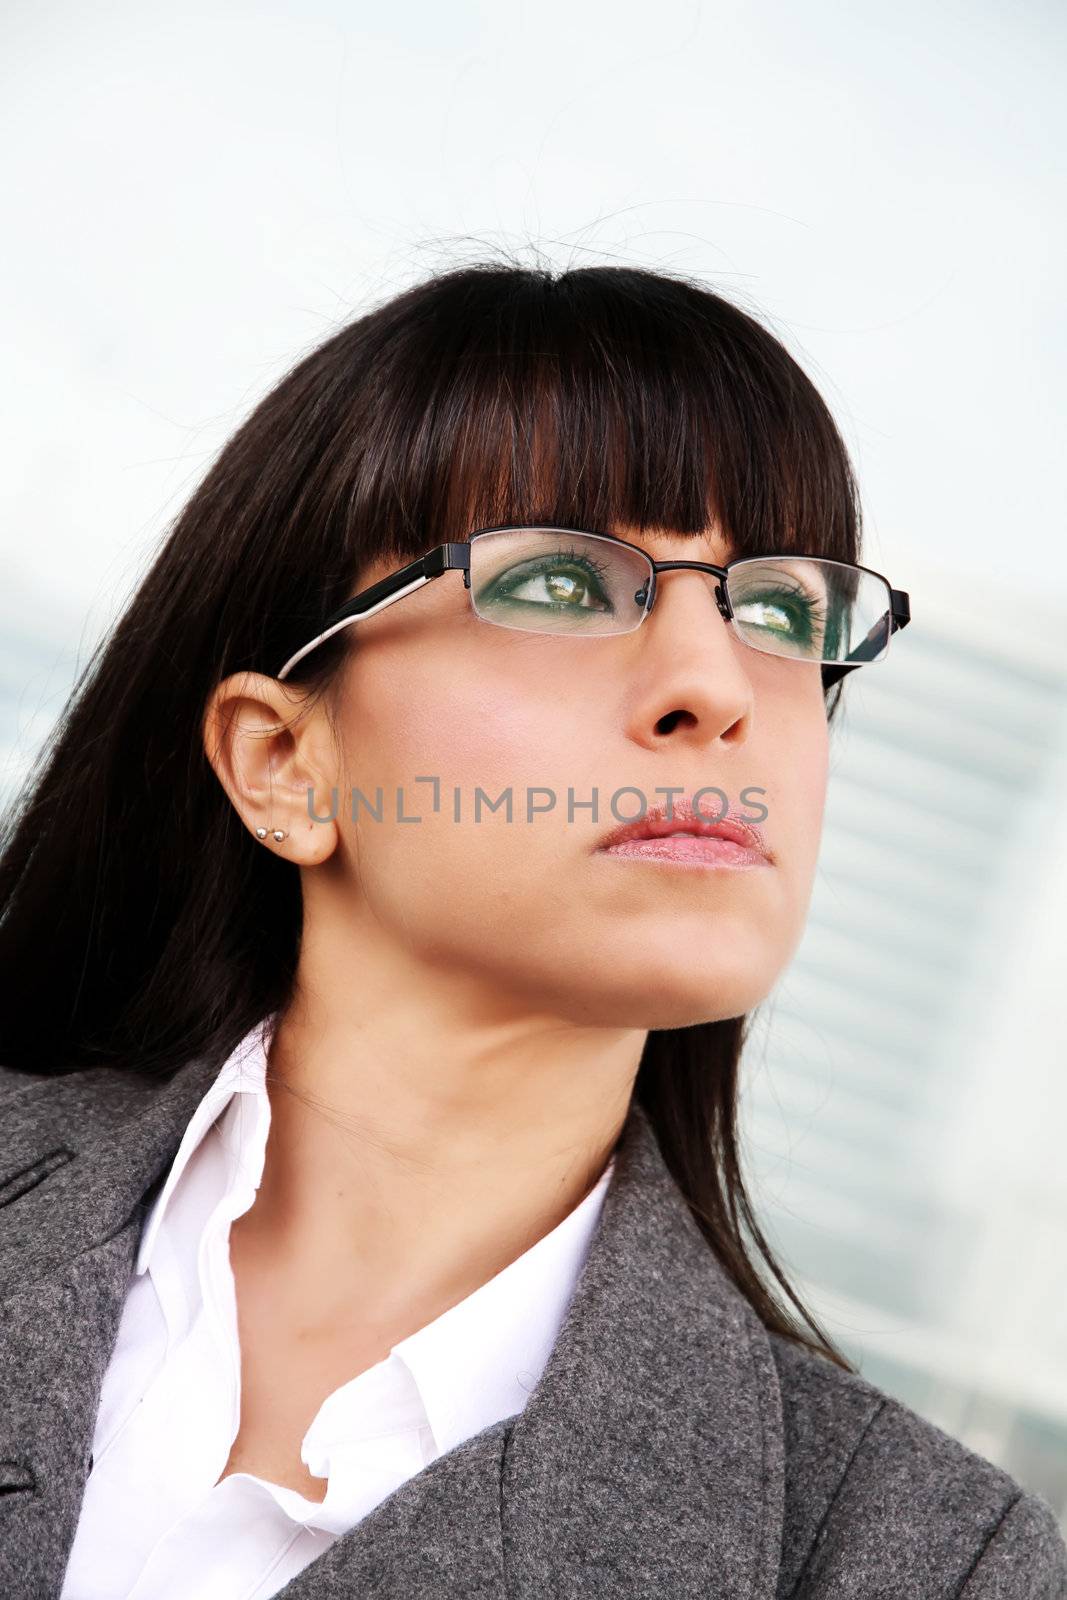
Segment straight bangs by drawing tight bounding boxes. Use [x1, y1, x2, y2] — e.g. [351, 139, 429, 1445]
[436, 269, 861, 566]
[271, 265, 862, 685]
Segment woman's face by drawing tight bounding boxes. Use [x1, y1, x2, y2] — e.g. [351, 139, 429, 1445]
[298, 523, 829, 1031]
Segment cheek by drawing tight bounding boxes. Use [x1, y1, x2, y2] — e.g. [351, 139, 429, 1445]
[331, 658, 581, 898]
[767, 708, 830, 913]
[787, 716, 829, 831]
[753, 669, 829, 814]
[328, 688, 579, 983]
[343, 650, 584, 799]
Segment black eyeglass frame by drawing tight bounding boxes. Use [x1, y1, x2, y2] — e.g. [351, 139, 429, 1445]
[274, 523, 911, 690]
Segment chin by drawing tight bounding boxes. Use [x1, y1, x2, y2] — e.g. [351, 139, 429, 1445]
[642, 985, 773, 1030]
[608, 933, 781, 1012]
[560, 967, 778, 1031]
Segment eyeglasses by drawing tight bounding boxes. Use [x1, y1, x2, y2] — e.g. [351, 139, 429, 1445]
[275, 524, 911, 690]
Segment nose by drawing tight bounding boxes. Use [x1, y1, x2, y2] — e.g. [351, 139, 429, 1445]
[623, 566, 754, 749]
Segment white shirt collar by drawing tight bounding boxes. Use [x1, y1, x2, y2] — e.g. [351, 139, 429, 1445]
[134, 1013, 278, 1276]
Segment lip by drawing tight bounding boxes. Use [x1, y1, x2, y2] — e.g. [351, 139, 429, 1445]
[594, 798, 771, 867]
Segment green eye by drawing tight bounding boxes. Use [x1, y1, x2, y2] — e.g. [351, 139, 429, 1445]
[478, 550, 615, 615]
[731, 583, 828, 655]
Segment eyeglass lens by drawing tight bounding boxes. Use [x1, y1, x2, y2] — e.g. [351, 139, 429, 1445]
[467, 528, 892, 666]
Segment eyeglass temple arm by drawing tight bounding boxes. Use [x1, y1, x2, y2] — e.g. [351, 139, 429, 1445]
[820, 588, 911, 691]
[276, 543, 470, 680]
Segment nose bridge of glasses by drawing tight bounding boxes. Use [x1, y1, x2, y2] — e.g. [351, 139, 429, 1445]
[647, 559, 733, 618]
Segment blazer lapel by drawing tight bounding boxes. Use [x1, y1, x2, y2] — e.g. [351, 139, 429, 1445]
[0, 1058, 786, 1600]
[500, 1095, 786, 1598]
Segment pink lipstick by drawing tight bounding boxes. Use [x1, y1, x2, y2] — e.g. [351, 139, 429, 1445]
[594, 798, 771, 871]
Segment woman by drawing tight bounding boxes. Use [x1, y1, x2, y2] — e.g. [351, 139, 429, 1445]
[0, 262, 1062, 1600]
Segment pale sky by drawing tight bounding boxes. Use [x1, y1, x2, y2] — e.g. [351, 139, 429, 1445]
[2, 0, 1064, 666]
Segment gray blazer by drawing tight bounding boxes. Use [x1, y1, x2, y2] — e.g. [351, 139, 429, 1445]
[1, 1052, 1064, 1599]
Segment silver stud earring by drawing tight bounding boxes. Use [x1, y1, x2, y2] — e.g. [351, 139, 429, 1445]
[272, 829, 288, 843]
[255, 827, 268, 839]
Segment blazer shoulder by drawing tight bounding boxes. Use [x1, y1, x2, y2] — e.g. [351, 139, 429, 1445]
[0, 1063, 56, 1103]
[767, 1332, 1067, 1597]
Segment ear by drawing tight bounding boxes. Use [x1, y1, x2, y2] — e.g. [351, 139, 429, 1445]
[201, 672, 340, 865]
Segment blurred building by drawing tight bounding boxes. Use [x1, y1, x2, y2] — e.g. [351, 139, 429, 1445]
[741, 544, 1067, 1525]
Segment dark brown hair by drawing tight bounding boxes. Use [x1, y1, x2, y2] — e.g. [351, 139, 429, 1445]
[0, 258, 861, 1371]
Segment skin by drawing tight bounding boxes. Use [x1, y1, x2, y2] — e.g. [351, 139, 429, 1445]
[201, 520, 829, 1499]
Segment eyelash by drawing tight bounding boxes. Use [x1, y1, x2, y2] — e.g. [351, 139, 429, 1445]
[495, 546, 614, 592]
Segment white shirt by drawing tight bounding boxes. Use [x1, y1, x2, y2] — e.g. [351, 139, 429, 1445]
[60, 1015, 615, 1600]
